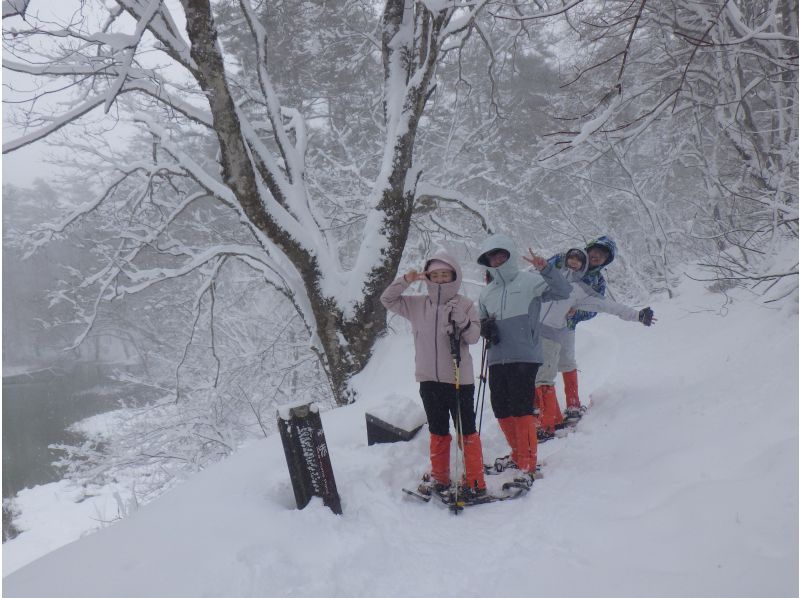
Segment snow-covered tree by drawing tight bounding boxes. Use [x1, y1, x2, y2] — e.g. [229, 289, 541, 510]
[541, 0, 798, 299]
[3, 0, 511, 405]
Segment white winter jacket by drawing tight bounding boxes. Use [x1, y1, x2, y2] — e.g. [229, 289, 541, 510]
[539, 249, 639, 336]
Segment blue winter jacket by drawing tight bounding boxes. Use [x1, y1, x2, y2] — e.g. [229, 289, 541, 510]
[477, 234, 571, 365]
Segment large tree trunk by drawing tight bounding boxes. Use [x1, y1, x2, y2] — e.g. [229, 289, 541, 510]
[181, 0, 444, 404]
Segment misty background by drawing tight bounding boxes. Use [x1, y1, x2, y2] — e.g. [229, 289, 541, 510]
[2, 0, 797, 543]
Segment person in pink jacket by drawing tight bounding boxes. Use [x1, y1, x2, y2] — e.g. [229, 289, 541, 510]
[380, 251, 486, 499]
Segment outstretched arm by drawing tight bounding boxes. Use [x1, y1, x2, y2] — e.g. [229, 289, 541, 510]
[572, 290, 639, 321]
[573, 286, 656, 326]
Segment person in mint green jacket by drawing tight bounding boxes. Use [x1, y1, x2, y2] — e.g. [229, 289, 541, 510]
[476, 234, 571, 485]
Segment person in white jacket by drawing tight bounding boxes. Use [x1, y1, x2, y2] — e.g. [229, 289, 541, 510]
[534, 248, 655, 438]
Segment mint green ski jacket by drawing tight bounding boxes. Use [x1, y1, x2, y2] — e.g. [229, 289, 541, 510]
[477, 234, 571, 366]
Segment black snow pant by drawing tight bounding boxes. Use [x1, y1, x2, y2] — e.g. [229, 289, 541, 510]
[419, 382, 477, 436]
[488, 362, 539, 419]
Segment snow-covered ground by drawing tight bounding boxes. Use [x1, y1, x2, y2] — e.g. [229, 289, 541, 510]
[3, 277, 798, 598]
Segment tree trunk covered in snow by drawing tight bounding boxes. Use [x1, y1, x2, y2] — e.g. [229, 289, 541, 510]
[172, 0, 456, 403]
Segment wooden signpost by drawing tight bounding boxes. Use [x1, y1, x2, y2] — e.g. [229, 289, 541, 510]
[277, 402, 342, 515]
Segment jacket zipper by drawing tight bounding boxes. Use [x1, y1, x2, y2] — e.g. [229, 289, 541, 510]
[541, 300, 554, 322]
[434, 285, 441, 382]
[490, 267, 508, 365]
[496, 268, 507, 318]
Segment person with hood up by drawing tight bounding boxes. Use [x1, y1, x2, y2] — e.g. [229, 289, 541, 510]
[380, 251, 487, 500]
[557, 235, 618, 417]
[476, 234, 571, 486]
[535, 248, 655, 438]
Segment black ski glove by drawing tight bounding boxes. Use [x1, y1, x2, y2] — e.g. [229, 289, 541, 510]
[480, 317, 500, 346]
[638, 307, 654, 326]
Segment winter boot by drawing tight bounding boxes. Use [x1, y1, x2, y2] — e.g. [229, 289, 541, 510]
[462, 486, 488, 501]
[512, 415, 538, 474]
[537, 428, 555, 443]
[462, 433, 487, 493]
[417, 472, 450, 497]
[429, 433, 451, 487]
[563, 369, 581, 410]
[497, 417, 521, 468]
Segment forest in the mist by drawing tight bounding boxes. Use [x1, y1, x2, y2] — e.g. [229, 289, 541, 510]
[2, 0, 797, 509]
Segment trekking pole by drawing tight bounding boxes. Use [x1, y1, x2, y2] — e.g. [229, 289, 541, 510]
[448, 312, 466, 513]
[448, 313, 461, 391]
[476, 338, 489, 436]
[474, 337, 485, 414]
[452, 383, 467, 514]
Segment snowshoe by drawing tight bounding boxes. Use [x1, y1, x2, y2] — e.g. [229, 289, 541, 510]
[485, 460, 542, 478]
[404, 481, 527, 511]
[417, 473, 450, 498]
[457, 485, 488, 503]
[402, 487, 432, 502]
[446, 484, 526, 512]
[504, 471, 536, 491]
[537, 428, 555, 443]
[493, 454, 519, 473]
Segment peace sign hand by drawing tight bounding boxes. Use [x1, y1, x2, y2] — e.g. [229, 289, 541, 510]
[522, 248, 547, 271]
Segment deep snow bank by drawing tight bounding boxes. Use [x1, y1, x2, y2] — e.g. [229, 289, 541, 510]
[3, 279, 798, 598]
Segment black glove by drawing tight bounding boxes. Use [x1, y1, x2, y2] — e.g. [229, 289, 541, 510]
[480, 317, 500, 346]
[638, 307, 654, 327]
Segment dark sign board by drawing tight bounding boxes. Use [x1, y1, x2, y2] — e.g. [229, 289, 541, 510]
[277, 403, 342, 515]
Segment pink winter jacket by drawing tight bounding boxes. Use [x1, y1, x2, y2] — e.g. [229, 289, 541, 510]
[380, 252, 481, 385]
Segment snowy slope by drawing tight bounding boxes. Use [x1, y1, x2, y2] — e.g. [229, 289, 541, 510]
[3, 278, 798, 598]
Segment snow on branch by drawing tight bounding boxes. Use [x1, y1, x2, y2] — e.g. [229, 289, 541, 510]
[103, 0, 162, 113]
[415, 182, 494, 233]
[2, 56, 213, 150]
[723, 1, 799, 47]
[136, 110, 336, 285]
[26, 168, 174, 251]
[1, 0, 27, 19]
[2, 95, 108, 154]
[485, 0, 585, 22]
[133, 113, 237, 204]
[117, 0, 195, 69]
[238, 0, 307, 186]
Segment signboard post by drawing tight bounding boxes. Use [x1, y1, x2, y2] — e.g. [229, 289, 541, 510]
[277, 402, 342, 515]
